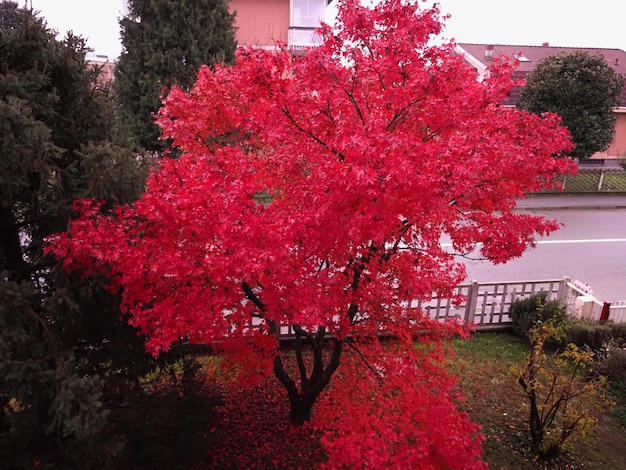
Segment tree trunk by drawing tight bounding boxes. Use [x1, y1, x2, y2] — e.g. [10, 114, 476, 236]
[241, 282, 345, 425]
[529, 396, 543, 452]
[288, 399, 314, 426]
[273, 333, 343, 426]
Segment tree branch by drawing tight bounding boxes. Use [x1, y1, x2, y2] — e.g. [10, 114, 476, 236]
[380, 219, 411, 263]
[322, 337, 343, 383]
[343, 88, 366, 126]
[306, 327, 325, 389]
[345, 339, 383, 379]
[281, 107, 347, 162]
[293, 325, 309, 386]
[386, 98, 421, 131]
[241, 281, 265, 312]
[273, 355, 299, 401]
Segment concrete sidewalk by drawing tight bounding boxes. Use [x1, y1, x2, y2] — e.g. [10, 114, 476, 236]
[515, 194, 626, 210]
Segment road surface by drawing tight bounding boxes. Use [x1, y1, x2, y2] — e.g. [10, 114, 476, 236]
[458, 207, 626, 303]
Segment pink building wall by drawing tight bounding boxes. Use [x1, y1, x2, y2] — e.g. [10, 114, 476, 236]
[86, 55, 116, 84]
[230, 0, 290, 47]
[606, 111, 626, 158]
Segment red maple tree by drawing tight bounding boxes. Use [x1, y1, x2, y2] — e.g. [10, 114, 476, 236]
[48, 0, 575, 466]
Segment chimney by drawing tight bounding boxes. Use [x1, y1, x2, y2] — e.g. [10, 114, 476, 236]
[542, 42, 549, 47]
[484, 44, 494, 61]
[616, 58, 620, 66]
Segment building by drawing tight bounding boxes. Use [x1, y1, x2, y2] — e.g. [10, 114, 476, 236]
[229, 0, 334, 52]
[86, 54, 117, 84]
[456, 43, 626, 158]
[103, 0, 334, 81]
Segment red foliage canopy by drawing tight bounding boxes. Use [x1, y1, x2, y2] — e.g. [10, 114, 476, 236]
[48, 0, 574, 466]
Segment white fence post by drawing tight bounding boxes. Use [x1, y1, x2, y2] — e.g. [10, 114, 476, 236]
[557, 276, 571, 300]
[598, 170, 605, 191]
[464, 281, 479, 325]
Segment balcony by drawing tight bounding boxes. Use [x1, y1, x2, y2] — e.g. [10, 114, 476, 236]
[288, 26, 323, 53]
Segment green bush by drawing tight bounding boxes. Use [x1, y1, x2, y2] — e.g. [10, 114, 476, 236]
[564, 320, 626, 353]
[509, 292, 566, 339]
[598, 349, 626, 383]
[607, 323, 626, 348]
[566, 320, 613, 352]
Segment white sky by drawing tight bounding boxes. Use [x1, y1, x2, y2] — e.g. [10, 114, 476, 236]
[26, 0, 626, 59]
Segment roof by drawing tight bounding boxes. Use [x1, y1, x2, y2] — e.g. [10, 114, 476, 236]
[456, 43, 626, 107]
[457, 43, 626, 74]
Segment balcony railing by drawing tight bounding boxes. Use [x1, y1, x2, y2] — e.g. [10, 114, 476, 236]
[288, 26, 323, 51]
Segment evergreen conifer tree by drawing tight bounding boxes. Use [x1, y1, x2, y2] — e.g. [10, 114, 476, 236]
[114, 0, 237, 153]
[0, 3, 153, 466]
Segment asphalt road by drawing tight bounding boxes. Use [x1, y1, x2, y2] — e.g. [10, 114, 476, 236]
[460, 203, 626, 304]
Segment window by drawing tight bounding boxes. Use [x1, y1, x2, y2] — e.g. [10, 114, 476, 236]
[291, 0, 326, 28]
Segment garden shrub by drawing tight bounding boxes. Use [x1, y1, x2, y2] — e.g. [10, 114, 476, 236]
[566, 320, 613, 352]
[509, 292, 566, 339]
[512, 319, 608, 460]
[598, 349, 626, 383]
[607, 322, 626, 348]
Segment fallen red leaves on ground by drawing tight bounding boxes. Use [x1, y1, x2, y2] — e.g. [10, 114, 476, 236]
[196, 374, 326, 469]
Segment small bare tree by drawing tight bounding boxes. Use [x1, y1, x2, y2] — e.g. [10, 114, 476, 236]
[513, 314, 609, 459]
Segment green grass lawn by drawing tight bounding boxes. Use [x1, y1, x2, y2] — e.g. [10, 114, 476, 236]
[449, 331, 626, 469]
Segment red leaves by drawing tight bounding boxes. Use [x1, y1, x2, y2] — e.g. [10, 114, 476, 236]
[200, 375, 326, 469]
[46, 0, 577, 466]
[313, 342, 487, 469]
[213, 333, 278, 388]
